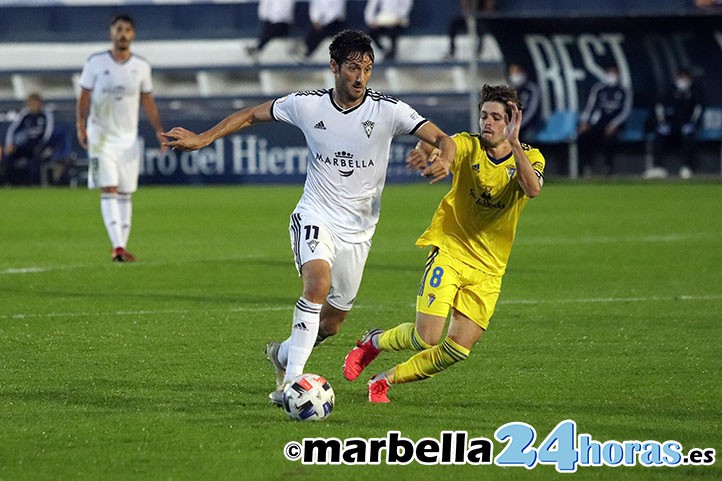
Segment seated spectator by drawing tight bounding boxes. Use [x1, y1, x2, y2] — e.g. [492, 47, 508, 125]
[577, 65, 632, 176]
[303, 0, 346, 60]
[507, 63, 541, 142]
[649, 68, 704, 179]
[364, 0, 413, 61]
[2, 93, 55, 186]
[245, 0, 296, 61]
[443, 0, 496, 62]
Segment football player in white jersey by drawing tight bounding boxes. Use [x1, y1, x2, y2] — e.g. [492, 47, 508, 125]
[76, 14, 165, 262]
[163, 30, 456, 405]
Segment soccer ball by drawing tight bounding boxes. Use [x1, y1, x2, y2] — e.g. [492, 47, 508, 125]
[282, 373, 335, 421]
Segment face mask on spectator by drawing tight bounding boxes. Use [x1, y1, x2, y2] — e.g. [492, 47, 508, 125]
[603, 73, 619, 86]
[675, 78, 691, 91]
[509, 73, 526, 87]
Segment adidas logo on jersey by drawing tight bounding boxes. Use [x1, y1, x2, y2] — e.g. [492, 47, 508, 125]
[314, 120, 326, 130]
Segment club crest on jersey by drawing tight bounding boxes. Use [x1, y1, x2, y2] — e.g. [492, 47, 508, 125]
[307, 239, 319, 252]
[506, 166, 517, 179]
[427, 294, 436, 307]
[362, 120, 375, 138]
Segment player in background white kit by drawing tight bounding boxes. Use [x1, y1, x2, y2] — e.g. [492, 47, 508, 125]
[163, 30, 456, 405]
[76, 14, 165, 262]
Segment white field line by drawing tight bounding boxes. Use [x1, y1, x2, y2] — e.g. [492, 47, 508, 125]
[1, 294, 720, 321]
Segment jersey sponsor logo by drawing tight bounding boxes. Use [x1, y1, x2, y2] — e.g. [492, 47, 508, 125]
[469, 187, 506, 209]
[314, 120, 326, 130]
[101, 85, 128, 101]
[362, 120, 375, 138]
[314, 150, 376, 177]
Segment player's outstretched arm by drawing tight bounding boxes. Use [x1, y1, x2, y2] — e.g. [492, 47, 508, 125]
[162, 100, 274, 151]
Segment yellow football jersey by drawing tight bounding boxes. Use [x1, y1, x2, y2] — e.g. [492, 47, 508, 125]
[416, 132, 545, 275]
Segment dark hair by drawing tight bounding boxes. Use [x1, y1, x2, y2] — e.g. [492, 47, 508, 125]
[479, 84, 521, 119]
[329, 30, 374, 66]
[110, 13, 135, 29]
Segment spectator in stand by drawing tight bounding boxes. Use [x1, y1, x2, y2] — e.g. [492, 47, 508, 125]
[577, 65, 632, 176]
[364, 0, 413, 61]
[507, 63, 540, 142]
[302, 0, 346, 60]
[649, 68, 705, 179]
[443, 0, 496, 62]
[2, 93, 54, 186]
[246, 0, 297, 61]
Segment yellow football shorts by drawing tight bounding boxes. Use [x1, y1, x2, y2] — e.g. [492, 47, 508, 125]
[416, 247, 502, 330]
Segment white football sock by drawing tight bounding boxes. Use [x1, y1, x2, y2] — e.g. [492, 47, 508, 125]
[117, 193, 132, 247]
[100, 193, 123, 249]
[283, 297, 322, 384]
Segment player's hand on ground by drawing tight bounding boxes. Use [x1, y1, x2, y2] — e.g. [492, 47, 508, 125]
[161, 127, 207, 151]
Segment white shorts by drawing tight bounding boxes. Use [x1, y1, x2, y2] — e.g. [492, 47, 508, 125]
[87, 139, 141, 193]
[289, 212, 371, 312]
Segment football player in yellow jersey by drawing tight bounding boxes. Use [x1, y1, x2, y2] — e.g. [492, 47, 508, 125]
[343, 84, 545, 402]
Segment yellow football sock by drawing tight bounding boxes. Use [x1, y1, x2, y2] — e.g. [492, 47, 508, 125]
[388, 337, 470, 384]
[378, 323, 432, 351]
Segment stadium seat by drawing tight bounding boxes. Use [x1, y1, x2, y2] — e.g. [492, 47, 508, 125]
[696, 106, 722, 175]
[618, 107, 650, 143]
[534, 111, 580, 178]
[535, 110, 578, 144]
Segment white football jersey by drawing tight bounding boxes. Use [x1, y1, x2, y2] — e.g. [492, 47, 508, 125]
[79, 51, 153, 146]
[272, 89, 428, 242]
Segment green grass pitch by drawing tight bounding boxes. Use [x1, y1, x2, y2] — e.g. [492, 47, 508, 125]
[1, 180, 720, 480]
